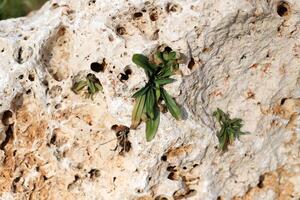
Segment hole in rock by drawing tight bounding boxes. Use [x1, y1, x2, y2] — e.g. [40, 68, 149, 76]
[88, 0, 96, 5]
[167, 172, 176, 180]
[118, 73, 129, 82]
[116, 26, 126, 35]
[0, 125, 13, 150]
[161, 155, 167, 161]
[18, 74, 24, 79]
[26, 89, 31, 94]
[188, 57, 195, 70]
[90, 61, 105, 72]
[28, 74, 35, 81]
[277, 1, 290, 17]
[150, 12, 158, 21]
[133, 12, 143, 19]
[280, 97, 288, 105]
[124, 67, 132, 76]
[257, 175, 265, 188]
[89, 169, 100, 179]
[2, 110, 13, 126]
[164, 46, 172, 52]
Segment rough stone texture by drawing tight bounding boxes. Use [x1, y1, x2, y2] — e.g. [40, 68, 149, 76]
[0, 0, 299, 199]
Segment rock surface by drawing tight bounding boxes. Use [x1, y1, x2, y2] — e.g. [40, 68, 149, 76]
[0, 0, 299, 199]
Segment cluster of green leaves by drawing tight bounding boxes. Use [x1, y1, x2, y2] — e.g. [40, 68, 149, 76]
[213, 108, 248, 151]
[72, 73, 103, 99]
[131, 50, 182, 141]
[0, 0, 48, 20]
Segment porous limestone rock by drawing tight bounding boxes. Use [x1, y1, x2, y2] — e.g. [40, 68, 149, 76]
[0, 0, 299, 199]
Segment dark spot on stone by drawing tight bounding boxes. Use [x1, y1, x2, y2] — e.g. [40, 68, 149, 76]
[133, 12, 143, 19]
[124, 68, 132, 76]
[166, 3, 179, 12]
[0, 124, 13, 150]
[51, 3, 59, 9]
[240, 54, 246, 60]
[277, 1, 290, 17]
[188, 57, 195, 70]
[167, 172, 176, 180]
[28, 74, 35, 81]
[111, 124, 118, 130]
[116, 26, 126, 35]
[150, 12, 158, 21]
[89, 169, 101, 179]
[91, 60, 106, 72]
[167, 166, 176, 172]
[164, 46, 172, 53]
[257, 175, 265, 188]
[2, 110, 13, 126]
[18, 75, 24, 79]
[74, 175, 80, 181]
[118, 73, 129, 82]
[26, 89, 31, 94]
[280, 98, 288, 105]
[15, 47, 23, 64]
[42, 80, 49, 87]
[161, 155, 167, 161]
[50, 133, 56, 144]
[88, 0, 96, 5]
[55, 104, 61, 109]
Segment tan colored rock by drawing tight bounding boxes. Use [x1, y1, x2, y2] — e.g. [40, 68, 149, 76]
[0, 0, 299, 199]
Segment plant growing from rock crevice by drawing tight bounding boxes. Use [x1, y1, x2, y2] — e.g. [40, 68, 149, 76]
[131, 50, 182, 141]
[213, 108, 248, 151]
[72, 73, 103, 99]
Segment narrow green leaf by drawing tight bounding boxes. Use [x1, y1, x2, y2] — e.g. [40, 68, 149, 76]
[168, 51, 177, 60]
[218, 133, 226, 150]
[131, 95, 146, 129]
[161, 88, 182, 120]
[228, 128, 235, 144]
[132, 54, 154, 75]
[72, 80, 87, 93]
[87, 79, 96, 94]
[155, 78, 175, 86]
[213, 110, 221, 123]
[146, 109, 160, 142]
[132, 85, 150, 98]
[158, 66, 172, 78]
[145, 89, 155, 119]
[155, 87, 160, 101]
[94, 83, 103, 93]
[163, 51, 170, 61]
[154, 52, 164, 63]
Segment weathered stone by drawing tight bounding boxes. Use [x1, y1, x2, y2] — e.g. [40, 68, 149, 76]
[0, 0, 299, 199]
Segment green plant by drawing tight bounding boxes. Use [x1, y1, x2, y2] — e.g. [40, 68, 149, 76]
[131, 50, 182, 141]
[213, 108, 248, 151]
[0, 0, 48, 20]
[72, 73, 103, 99]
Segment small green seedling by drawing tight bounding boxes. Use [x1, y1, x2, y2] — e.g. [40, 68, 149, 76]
[213, 108, 248, 151]
[131, 50, 182, 141]
[72, 73, 103, 99]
